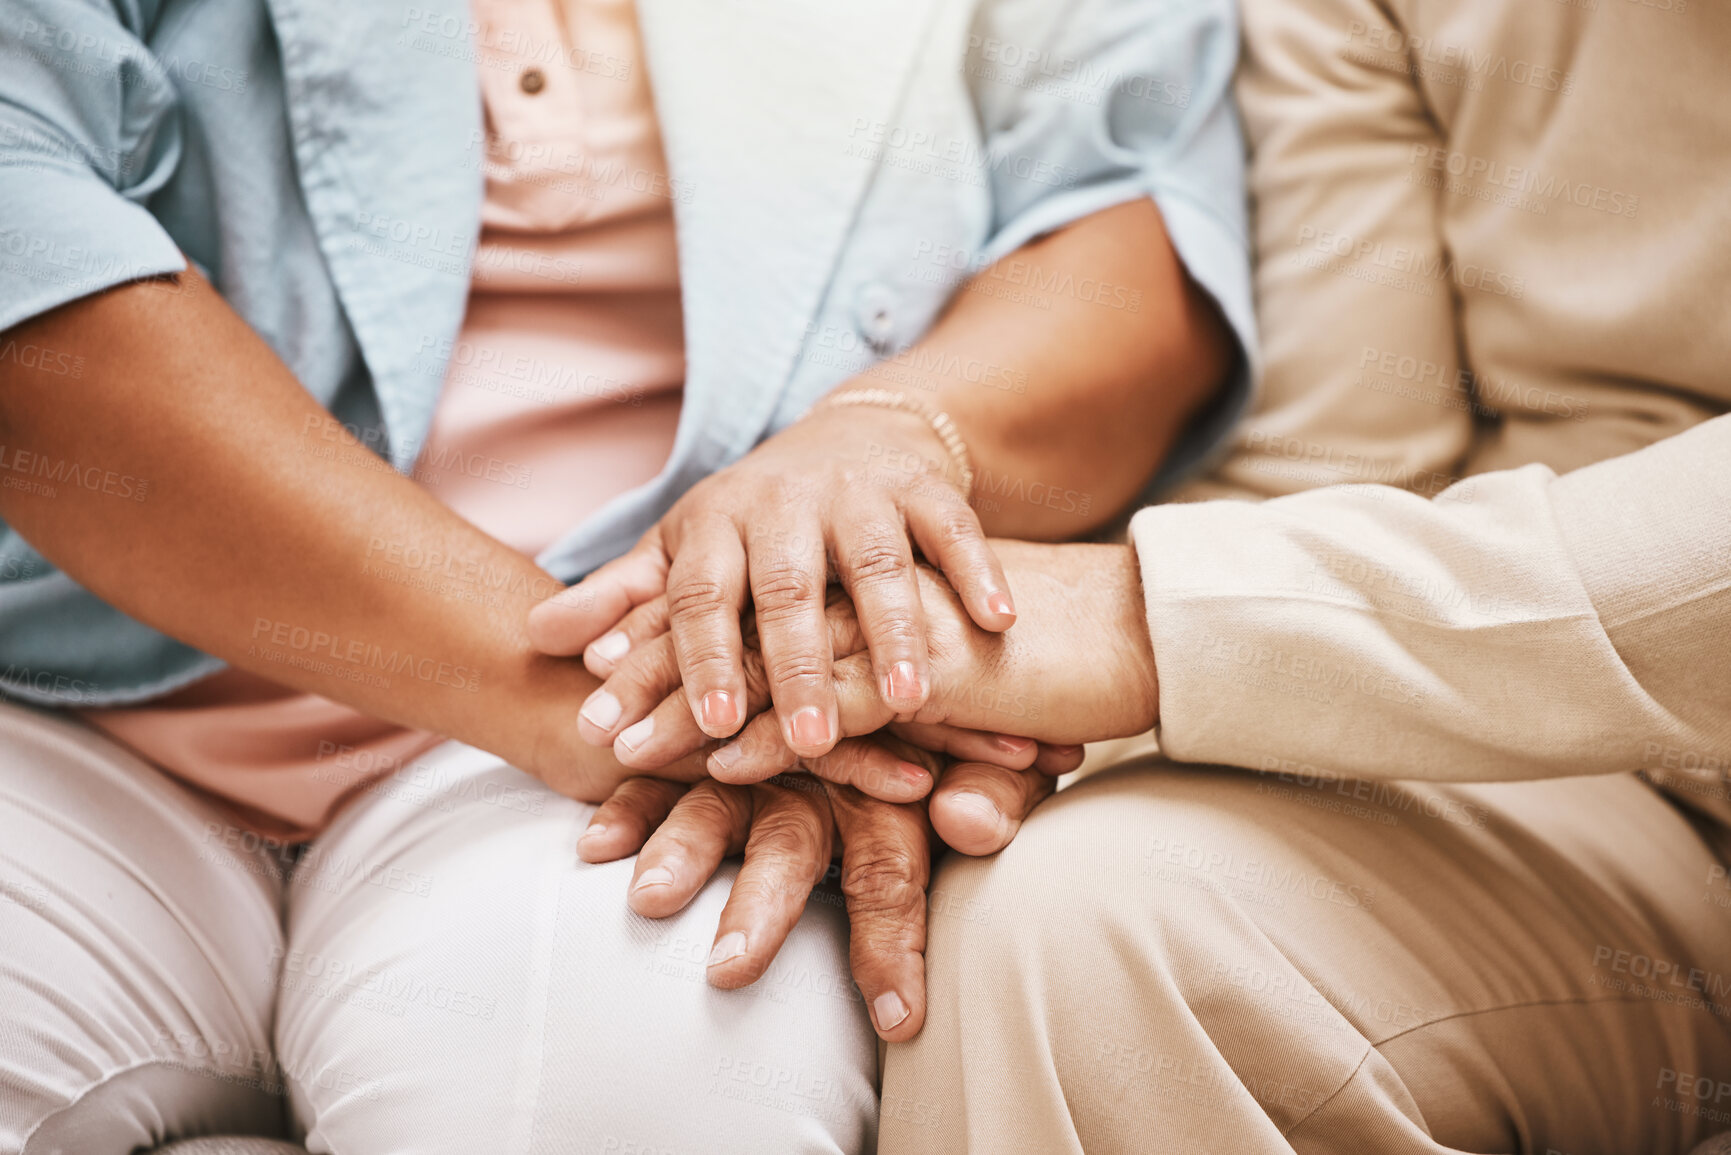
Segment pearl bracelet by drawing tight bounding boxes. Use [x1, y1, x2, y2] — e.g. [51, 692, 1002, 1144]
[811, 387, 977, 500]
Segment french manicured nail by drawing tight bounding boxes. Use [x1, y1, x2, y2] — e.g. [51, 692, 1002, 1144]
[590, 631, 631, 665]
[701, 690, 739, 732]
[986, 590, 1016, 619]
[947, 790, 1011, 841]
[708, 931, 748, 966]
[580, 690, 622, 731]
[617, 716, 654, 753]
[874, 990, 910, 1031]
[993, 735, 1034, 755]
[790, 706, 831, 749]
[886, 661, 921, 702]
[632, 865, 674, 892]
[709, 742, 744, 775]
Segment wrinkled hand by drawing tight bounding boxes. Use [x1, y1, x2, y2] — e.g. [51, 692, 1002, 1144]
[582, 539, 1156, 789]
[578, 738, 1082, 1042]
[526, 404, 1017, 761]
[550, 585, 1047, 804]
[713, 540, 1157, 781]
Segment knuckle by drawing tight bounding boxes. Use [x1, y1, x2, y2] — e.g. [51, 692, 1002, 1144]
[766, 651, 828, 690]
[840, 851, 923, 916]
[747, 818, 818, 864]
[844, 536, 912, 587]
[677, 786, 746, 833]
[751, 560, 821, 613]
[666, 577, 732, 621]
[930, 506, 984, 549]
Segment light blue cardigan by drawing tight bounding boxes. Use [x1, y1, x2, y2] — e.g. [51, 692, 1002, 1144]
[0, 0, 1256, 706]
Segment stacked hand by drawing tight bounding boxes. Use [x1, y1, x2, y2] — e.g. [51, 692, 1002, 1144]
[527, 402, 1158, 1039]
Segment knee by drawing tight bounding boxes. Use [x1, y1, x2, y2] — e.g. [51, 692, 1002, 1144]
[924, 763, 1290, 999]
[281, 756, 877, 1154]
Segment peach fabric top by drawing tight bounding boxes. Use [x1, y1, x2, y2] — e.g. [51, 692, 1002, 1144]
[82, 0, 683, 842]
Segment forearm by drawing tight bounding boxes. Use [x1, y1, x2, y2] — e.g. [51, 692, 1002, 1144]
[1131, 417, 1731, 781]
[0, 273, 674, 800]
[847, 198, 1234, 539]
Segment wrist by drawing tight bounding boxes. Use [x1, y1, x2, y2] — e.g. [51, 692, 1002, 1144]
[1105, 542, 1160, 733]
[806, 387, 976, 500]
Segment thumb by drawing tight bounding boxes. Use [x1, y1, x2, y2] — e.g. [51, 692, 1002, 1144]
[527, 527, 668, 656]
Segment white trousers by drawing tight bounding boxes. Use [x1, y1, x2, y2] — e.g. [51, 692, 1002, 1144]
[0, 700, 877, 1155]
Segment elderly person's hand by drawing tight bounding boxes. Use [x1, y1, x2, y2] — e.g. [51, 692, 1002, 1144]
[542, 584, 1052, 804]
[525, 400, 1018, 764]
[576, 538, 1149, 1037]
[578, 736, 1083, 1043]
[584, 539, 1157, 782]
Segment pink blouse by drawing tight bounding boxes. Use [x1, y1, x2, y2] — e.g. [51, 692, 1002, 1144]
[82, 0, 683, 841]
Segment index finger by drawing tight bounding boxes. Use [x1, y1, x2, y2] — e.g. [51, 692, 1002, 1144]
[665, 514, 750, 739]
[527, 528, 668, 656]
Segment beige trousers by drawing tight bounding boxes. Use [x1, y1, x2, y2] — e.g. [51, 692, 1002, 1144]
[882, 749, 1731, 1154]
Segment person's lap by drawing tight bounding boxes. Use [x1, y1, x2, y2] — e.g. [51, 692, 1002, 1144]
[0, 701, 876, 1155]
[279, 740, 877, 1154]
[884, 752, 1731, 1154]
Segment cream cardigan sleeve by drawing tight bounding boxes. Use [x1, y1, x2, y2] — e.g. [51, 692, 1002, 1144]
[1132, 413, 1731, 784]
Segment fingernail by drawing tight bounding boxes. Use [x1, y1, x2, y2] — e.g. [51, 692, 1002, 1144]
[886, 660, 921, 702]
[580, 690, 623, 731]
[708, 931, 748, 967]
[632, 865, 675, 891]
[709, 742, 743, 774]
[898, 760, 930, 785]
[617, 716, 654, 753]
[790, 706, 831, 749]
[578, 822, 608, 845]
[701, 690, 739, 732]
[590, 631, 631, 664]
[948, 790, 1011, 841]
[993, 734, 1034, 755]
[986, 590, 1016, 619]
[874, 990, 910, 1031]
